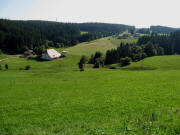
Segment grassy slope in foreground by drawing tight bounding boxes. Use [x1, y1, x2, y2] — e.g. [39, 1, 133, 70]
[1, 38, 180, 134]
[123, 55, 180, 70]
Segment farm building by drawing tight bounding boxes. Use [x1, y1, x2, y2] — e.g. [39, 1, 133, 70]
[113, 34, 119, 38]
[134, 33, 140, 38]
[24, 50, 33, 56]
[122, 33, 131, 38]
[61, 50, 68, 56]
[41, 49, 61, 60]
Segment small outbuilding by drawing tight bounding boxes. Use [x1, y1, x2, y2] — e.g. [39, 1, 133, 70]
[41, 49, 61, 60]
[24, 50, 33, 56]
[134, 33, 140, 38]
[61, 50, 68, 56]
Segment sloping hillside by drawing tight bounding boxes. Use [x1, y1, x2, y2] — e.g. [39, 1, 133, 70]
[67, 38, 116, 56]
[124, 55, 180, 70]
[66, 37, 138, 56]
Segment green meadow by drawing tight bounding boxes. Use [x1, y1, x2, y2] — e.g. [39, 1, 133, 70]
[1, 38, 180, 134]
[66, 38, 116, 56]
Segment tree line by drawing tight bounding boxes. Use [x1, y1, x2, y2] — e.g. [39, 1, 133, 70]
[78, 23, 135, 37]
[137, 32, 180, 55]
[87, 41, 164, 67]
[150, 26, 180, 34]
[135, 26, 180, 35]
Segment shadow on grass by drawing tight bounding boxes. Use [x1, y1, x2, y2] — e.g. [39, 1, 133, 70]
[121, 66, 157, 71]
[27, 56, 51, 62]
[26, 55, 66, 62]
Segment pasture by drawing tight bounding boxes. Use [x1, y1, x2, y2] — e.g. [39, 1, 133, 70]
[0, 38, 180, 134]
[66, 38, 116, 56]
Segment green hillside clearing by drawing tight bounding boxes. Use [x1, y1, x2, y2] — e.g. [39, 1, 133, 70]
[66, 38, 116, 56]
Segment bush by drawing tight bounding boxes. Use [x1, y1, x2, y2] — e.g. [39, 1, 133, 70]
[25, 65, 31, 70]
[5, 64, 8, 70]
[0, 50, 3, 55]
[93, 57, 104, 68]
[78, 55, 88, 71]
[89, 52, 104, 65]
[89, 52, 105, 68]
[109, 66, 116, 69]
[88, 54, 95, 64]
[80, 55, 88, 64]
[34, 46, 46, 55]
[19, 67, 24, 70]
[93, 62, 100, 68]
[120, 57, 131, 66]
[78, 62, 84, 71]
[0, 65, 1, 70]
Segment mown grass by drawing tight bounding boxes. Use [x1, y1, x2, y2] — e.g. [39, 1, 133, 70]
[1, 38, 180, 134]
[67, 38, 116, 56]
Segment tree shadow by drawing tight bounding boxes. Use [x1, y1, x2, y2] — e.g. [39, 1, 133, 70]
[121, 66, 157, 71]
[27, 56, 47, 62]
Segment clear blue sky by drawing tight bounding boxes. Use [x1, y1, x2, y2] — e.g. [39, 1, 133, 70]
[1, 0, 180, 28]
[0, 0, 36, 19]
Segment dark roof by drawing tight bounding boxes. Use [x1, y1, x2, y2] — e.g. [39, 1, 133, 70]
[24, 50, 33, 55]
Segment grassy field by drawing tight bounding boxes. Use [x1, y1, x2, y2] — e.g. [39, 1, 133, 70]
[124, 55, 180, 70]
[66, 37, 137, 57]
[66, 38, 116, 56]
[1, 38, 180, 134]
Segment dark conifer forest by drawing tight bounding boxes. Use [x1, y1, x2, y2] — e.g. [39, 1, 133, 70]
[0, 19, 180, 57]
[0, 19, 134, 54]
[78, 23, 135, 36]
[0, 19, 81, 54]
[150, 26, 180, 34]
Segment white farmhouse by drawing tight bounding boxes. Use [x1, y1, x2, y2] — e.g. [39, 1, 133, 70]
[41, 49, 61, 60]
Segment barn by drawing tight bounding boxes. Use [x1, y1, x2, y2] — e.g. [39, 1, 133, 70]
[41, 49, 61, 60]
[24, 50, 33, 56]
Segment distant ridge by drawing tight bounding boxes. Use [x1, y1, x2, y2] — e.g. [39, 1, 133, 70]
[77, 22, 135, 36]
[150, 25, 180, 34]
